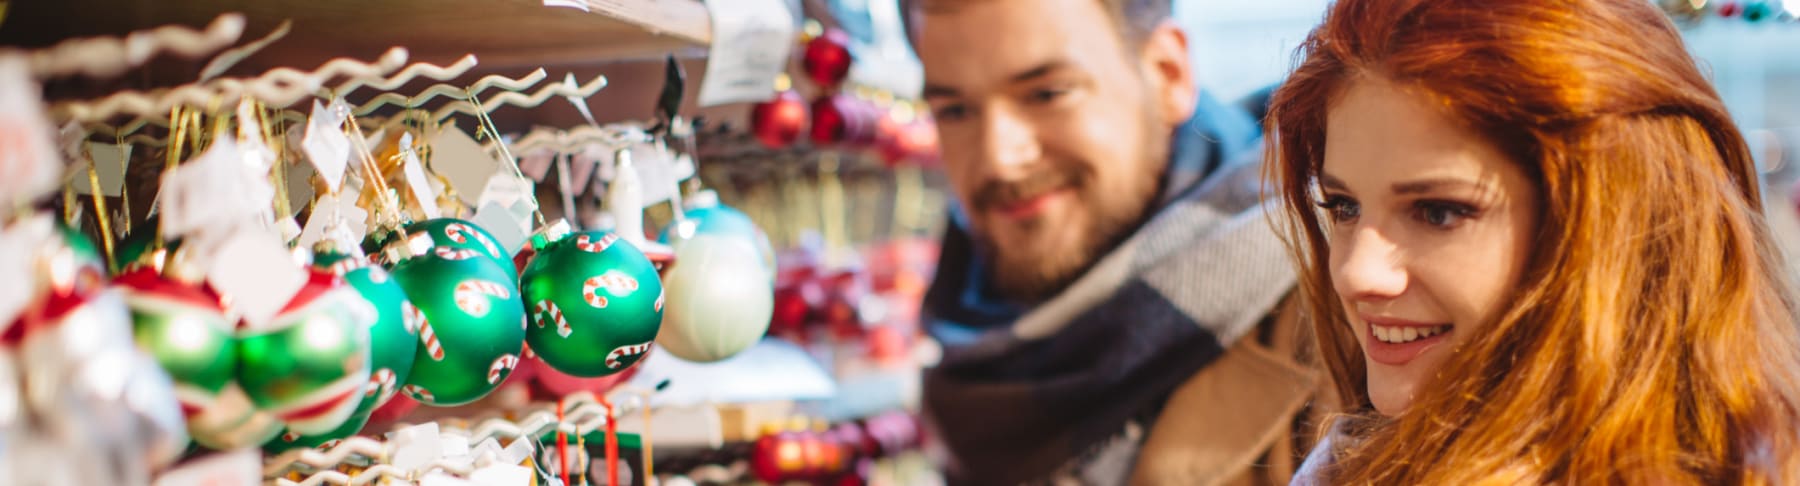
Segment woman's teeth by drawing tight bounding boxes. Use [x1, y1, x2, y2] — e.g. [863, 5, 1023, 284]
[1372, 324, 1451, 344]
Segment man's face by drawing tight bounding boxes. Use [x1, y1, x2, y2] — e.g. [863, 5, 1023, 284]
[918, 0, 1183, 301]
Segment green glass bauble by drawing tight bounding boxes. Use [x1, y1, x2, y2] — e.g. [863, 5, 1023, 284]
[520, 230, 664, 377]
[236, 270, 374, 435]
[314, 250, 418, 407]
[54, 221, 105, 272]
[391, 247, 526, 406]
[117, 269, 237, 420]
[406, 218, 517, 281]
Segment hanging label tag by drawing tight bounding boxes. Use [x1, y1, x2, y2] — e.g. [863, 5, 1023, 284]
[399, 133, 443, 219]
[70, 142, 130, 196]
[477, 170, 534, 210]
[152, 449, 260, 486]
[159, 134, 247, 239]
[0, 55, 63, 218]
[286, 160, 316, 212]
[296, 194, 369, 248]
[632, 146, 679, 208]
[207, 227, 308, 329]
[431, 122, 503, 203]
[473, 201, 529, 255]
[302, 100, 350, 192]
[392, 422, 444, 473]
[697, 0, 797, 106]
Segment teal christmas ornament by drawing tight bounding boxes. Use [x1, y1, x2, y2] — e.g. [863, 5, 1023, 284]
[389, 236, 526, 406]
[659, 190, 775, 280]
[236, 269, 374, 435]
[520, 223, 665, 377]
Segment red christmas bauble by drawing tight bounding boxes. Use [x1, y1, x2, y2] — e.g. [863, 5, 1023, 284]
[802, 29, 855, 88]
[810, 95, 881, 147]
[752, 90, 809, 149]
[751, 428, 806, 482]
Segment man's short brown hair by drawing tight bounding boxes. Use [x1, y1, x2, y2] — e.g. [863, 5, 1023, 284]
[908, 0, 1174, 47]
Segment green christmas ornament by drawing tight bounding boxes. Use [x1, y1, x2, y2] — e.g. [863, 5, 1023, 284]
[54, 221, 104, 271]
[390, 240, 526, 406]
[314, 249, 418, 407]
[520, 225, 664, 377]
[117, 269, 234, 416]
[236, 270, 374, 435]
[263, 249, 425, 450]
[407, 218, 517, 281]
[115, 267, 257, 449]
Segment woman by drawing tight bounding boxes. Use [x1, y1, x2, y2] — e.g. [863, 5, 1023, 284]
[1266, 0, 1800, 483]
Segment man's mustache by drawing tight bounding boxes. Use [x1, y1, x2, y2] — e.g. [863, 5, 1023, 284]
[973, 169, 1077, 212]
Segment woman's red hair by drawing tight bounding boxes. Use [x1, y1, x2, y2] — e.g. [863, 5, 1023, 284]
[1266, 0, 1800, 483]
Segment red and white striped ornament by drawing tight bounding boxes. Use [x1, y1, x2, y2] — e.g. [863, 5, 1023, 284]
[604, 341, 653, 369]
[367, 369, 395, 397]
[532, 300, 572, 337]
[453, 279, 513, 317]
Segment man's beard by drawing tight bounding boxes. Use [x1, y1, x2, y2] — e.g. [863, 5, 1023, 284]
[975, 138, 1167, 303]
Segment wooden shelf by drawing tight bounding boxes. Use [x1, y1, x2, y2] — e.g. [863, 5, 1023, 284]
[0, 0, 713, 89]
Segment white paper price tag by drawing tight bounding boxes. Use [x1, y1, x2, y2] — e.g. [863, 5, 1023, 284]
[302, 100, 351, 192]
[698, 0, 797, 106]
[399, 133, 443, 219]
[473, 201, 529, 255]
[632, 147, 679, 208]
[71, 142, 130, 196]
[160, 135, 254, 239]
[0, 55, 64, 216]
[431, 123, 503, 203]
[296, 194, 369, 249]
[207, 228, 307, 329]
[392, 422, 444, 473]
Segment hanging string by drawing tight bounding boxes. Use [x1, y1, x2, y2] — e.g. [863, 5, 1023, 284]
[84, 145, 117, 270]
[466, 92, 548, 228]
[116, 130, 132, 240]
[155, 106, 194, 249]
[262, 102, 293, 223]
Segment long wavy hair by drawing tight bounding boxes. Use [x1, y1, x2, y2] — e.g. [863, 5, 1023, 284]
[1265, 0, 1800, 483]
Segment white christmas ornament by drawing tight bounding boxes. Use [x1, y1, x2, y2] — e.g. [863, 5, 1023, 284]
[656, 234, 774, 362]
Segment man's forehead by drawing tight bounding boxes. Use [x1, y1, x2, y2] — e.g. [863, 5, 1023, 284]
[915, 0, 1120, 88]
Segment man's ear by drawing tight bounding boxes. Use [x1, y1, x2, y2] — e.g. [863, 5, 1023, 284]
[1137, 21, 1198, 127]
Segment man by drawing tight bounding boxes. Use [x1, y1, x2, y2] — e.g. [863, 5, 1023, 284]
[910, 0, 1333, 484]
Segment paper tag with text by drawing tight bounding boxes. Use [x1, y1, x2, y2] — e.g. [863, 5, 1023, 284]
[698, 0, 797, 106]
[302, 100, 350, 192]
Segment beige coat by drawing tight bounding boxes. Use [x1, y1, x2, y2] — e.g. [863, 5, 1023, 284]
[1129, 296, 1338, 486]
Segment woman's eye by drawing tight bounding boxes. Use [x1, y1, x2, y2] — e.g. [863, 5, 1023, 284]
[1414, 200, 1477, 228]
[1315, 195, 1360, 223]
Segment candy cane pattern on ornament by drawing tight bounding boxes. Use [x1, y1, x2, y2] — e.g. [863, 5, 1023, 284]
[486, 354, 520, 384]
[435, 247, 482, 261]
[532, 300, 572, 337]
[655, 288, 665, 312]
[366, 369, 396, 397]
[416, 312, 445, 361]
[403, 385, 434, 403]
[444, 223, 502, 258]
[605, 341, 654, 369]
[581, 277, 610, 309]
[283, 430, 300, 442]
[453, 279, 512, 317]
[573, 233, 619, 253]
[401, 302, 425, 334]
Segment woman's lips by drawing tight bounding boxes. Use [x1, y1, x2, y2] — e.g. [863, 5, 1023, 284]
[1360, 314, 1453, 366]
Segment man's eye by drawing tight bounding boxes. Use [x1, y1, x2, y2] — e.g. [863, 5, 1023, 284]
[934, 104, 971, 122]
[1028, 87, 1069, 105]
